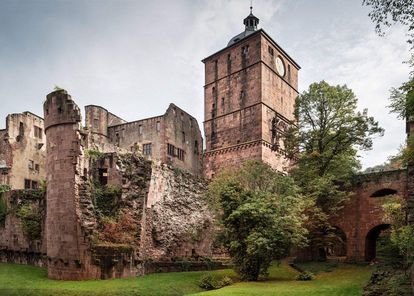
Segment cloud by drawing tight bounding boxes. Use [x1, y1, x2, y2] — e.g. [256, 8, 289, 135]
[0, 0, 410, 169]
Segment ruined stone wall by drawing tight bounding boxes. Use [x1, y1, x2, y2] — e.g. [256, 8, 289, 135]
[0, 112, 46, 189]
[106, 104, 203, 176]
[0, 129, 11, 185]
[107, 115, 164, 161]
[163, 104, 203, 175]
[142, 162, 212, 260]
[0, 190, 47, 267]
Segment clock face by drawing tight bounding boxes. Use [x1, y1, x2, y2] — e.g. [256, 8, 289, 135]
[275, 57, 285, 77]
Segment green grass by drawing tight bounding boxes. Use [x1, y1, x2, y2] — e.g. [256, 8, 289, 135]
[0, 261, 373, 296]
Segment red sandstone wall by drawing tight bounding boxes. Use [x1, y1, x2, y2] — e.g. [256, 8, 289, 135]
[330, 170, 408, 262]
[44, 90, 100, 280]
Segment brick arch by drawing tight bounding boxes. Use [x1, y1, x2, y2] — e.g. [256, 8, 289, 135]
[370, 188, 398, 197]
[365, 224, 391, 261]
[329, 169, 408, 262]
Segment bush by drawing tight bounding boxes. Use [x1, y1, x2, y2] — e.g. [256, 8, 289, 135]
[198, 274, 232, 290]
[95, 184, 122, 216]
[297, 271, 314, 281]
[16, 204, 42, 240]
[96, 212, 137, 245]
[180, 260, 191, 272]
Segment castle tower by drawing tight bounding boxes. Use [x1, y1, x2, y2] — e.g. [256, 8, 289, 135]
[203, 8, 300, 178]
[44, 90, 98, 280]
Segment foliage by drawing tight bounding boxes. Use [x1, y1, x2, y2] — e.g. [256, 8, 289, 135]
[180, 260, 191, 272]
[296, 271, 314, 281]
[363, 0, 414, 47]
[382, 196, 414, 266]
[96, 211, 138, 245]
[207, 161, 308, 281]
[94, 184, 122, 217]
[198, 273, 233, 290]
[0, 184, 11, 194]
[284, 81, 383, 259]
[53, 85, 68, 94]
[388, 73, 414, 119]
[85, 149, 105, 162]
[16, 204, 42, 241]
[11, 189, 45, 201]
[363, 267, 411, 296]
[0, 185, 10, 227]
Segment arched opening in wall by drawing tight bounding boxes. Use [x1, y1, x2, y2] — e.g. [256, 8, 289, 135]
[328, 227, 347, 258]
[365, 224, 391, 262]
[370, 188, 397, 197]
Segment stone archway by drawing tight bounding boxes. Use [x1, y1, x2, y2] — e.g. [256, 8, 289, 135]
[365, 224, 391, 262]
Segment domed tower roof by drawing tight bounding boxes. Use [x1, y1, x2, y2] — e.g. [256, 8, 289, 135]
[228, 5, 260, 46]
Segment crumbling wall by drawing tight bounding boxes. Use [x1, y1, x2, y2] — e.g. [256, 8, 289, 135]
[0, 189, 47, 267]
[0, 112, 46, 189]
[143, 163, 213, 260]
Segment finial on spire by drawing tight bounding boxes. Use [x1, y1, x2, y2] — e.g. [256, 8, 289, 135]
[250, 0, 253, 13]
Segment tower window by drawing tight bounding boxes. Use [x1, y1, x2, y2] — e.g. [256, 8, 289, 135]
[288, 64, 291, 82]
[242, 45, 249, 55]
[177, 148, 185, 161]
[139, 125, 143, 135]
[156, 121, 160, 132]
[143, 143, 152, 156]
[268, 46, 274, 56]
[167, 143, 175, 156]
[214, 60, 218, 79]
[93, 118, 99, 129]
[34, 126, 42, 139]
[194, 140, 199, 155]
[221, 97, 225, 106]
[24, 179, 31, 189]
[19, 122, 24, 137]
[115, 133, 120, 146]
[182, 131, 185, 143]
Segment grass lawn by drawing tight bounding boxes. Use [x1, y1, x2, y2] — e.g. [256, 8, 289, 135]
[0, 261, 372, 296]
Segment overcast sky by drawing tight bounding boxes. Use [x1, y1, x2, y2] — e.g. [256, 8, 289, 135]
[0, 0, 411, 169]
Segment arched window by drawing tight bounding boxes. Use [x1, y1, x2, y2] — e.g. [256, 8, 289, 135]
[370, 188, 397, 197]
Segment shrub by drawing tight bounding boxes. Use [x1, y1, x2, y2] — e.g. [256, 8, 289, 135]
[95, 184, 122, 216]
[180, 260, 191, 272]
[97, 212, 137, 245]
[85, 149, 105, 162]
[297, 271, 314, 281]
[16, 204, 42, 240]
[198, 274, 233, 290]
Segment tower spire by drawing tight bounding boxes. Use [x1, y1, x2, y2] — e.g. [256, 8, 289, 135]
[244, 1, 259, 31]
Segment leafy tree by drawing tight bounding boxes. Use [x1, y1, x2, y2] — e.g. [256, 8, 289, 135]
[363, 0, 414, 47]
[207, 161, 308, 281]
[285, 81, 383, 258]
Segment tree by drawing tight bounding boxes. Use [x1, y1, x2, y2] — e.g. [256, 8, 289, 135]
[207, 161, 308, 281]
[285, 81, 383, 259]
[363, 0, 414, 47]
